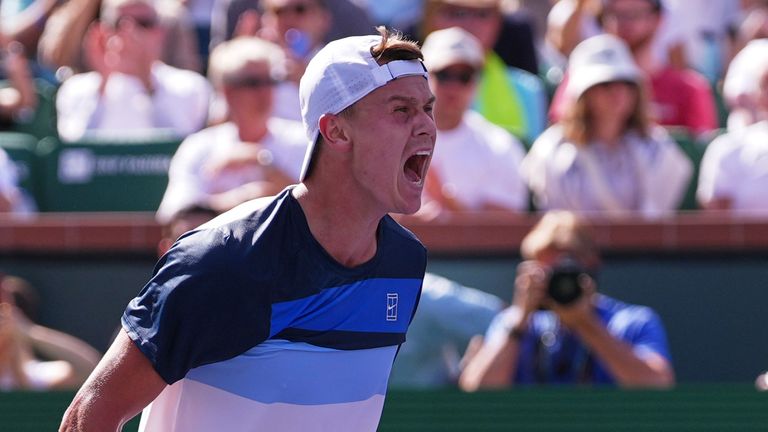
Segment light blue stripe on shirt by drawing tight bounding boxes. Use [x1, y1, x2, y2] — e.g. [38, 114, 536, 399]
[186, 340, 396, 405]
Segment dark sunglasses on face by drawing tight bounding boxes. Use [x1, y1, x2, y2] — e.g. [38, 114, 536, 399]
[270, 2, 314, 16]
[434, 69, 478, 85]
[227, 76, 279, 88]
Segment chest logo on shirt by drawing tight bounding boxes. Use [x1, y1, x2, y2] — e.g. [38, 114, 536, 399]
[386, 293, 398, 321]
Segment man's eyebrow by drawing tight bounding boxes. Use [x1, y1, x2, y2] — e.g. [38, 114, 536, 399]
[386, 95, 437, 105]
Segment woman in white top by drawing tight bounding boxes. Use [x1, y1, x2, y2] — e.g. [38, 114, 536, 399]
[522, 34, 692, 218]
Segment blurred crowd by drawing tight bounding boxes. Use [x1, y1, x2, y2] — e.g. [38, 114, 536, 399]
[0, 0, 766, 218]
[2, 0, 768, 392]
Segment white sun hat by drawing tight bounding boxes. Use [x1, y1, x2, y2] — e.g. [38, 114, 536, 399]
[567, 33, 642, 100]
[298, 34, 428, 180]
[421, 26, 485, 72]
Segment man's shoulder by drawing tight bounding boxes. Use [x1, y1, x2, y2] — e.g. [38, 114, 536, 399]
[381, 215, 425, 250]
[199, 189, 294, 235]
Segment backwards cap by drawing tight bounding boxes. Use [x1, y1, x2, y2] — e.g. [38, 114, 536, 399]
[298, 34, 428, 180]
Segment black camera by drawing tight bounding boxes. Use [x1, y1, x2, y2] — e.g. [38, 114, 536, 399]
[547, 258, 588, 305]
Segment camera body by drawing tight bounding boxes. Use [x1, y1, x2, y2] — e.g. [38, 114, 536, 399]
[547, 257, 588, 305]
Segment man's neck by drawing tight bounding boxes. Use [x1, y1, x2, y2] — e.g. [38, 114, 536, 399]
[234, 116, 269, 143]
[292, 183, 381, 268]
[435, 110, 463, 131]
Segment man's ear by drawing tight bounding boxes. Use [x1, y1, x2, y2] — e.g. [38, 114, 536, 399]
[318, 113, 352, 152]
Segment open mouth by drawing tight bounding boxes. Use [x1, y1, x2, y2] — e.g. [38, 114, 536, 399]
[404, 150, 431, 186]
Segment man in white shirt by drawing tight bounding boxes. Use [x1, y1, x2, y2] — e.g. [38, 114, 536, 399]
[55, 0, 211, 142]
[156, 36, 307, 223]
[420, 26, 528, 214]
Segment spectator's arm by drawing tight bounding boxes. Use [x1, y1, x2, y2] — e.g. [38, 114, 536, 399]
[26, 323, 101, 389]
[59, 329, 167, 432]
[1, 0, 60, 52]
[0, 41, 38, 121]
[546, 0, 598, 57]
[458, 328, 521, 391]
[554, 293, 675, 389]
[37, 0, 100, 71]
[566, 312, 675, 388]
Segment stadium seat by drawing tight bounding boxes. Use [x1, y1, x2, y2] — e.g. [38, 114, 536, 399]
[35, 135, 182, 212]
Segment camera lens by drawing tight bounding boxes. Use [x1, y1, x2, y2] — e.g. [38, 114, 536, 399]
[547, 259, 586, 305]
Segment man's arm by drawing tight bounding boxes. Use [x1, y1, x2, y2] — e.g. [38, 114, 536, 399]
[554, 293, 675, 389]
[458, 328, 522, 391]
[563, 309, 675, 388]
[59, 329, 168, 432]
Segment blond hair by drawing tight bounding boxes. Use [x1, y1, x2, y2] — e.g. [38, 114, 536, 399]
[207, 36, 286, 89]
[561, 82, 652, 146]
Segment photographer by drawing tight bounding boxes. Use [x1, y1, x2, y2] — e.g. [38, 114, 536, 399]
[459, 211, 675, 390]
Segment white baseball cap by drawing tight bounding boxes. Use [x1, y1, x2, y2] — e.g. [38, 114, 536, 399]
[421, 27, 485, 72]
[298, 34, 428, 180]
[567, 34, 641, 100]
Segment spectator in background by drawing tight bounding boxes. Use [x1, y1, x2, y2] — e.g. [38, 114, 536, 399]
[0, 39, 37, 128]
[37, 0, 202, 75]
[0, 273, 100, 390]
[0, 38, 38, 214]
[523, 34, 692, 218]
[459, 211, 675, 390]
[662, 0, 742, 86]
[210, 0, 372, 52]
[549, 0, 718, 137]
[54, 0, 211, 142]
[389, 272, 504, 389]
[257, 0, 333, 121]
[697, 41, 768, 215]
[722, 39, 768, 131]
[210, 0, 261, 48]
[419, 0, 547, 145]
[157, 204, 220, 256]
[419, 27, 528, 214]
[360, 0, 424, 33]
[156, 36, 306, 223]
[0, 148, 28, 213]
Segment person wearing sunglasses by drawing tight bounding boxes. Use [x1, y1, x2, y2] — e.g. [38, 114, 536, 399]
[54, 0, 211, 142]
[258, 0, 331, 121]
[419, 0, 547, 146]
[418, 26, 528, 216]
[156, 36, 307, 224]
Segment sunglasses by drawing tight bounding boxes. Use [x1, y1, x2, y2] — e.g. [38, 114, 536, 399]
[116, 15, 159, 29]
[227, 76, 279, 88]
[434, 69, 478, 85]
[270, 2, 314, 17]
